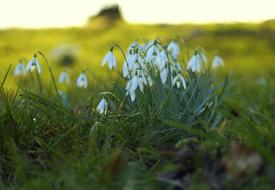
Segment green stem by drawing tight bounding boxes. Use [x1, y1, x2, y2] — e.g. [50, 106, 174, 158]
[0, 65, 11, 89]
[37, 51, 59, 98]
[113, 43, 133, 79]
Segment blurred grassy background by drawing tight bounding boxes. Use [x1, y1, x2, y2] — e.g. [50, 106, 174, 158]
[1, 7, 275, 189]
[0, 19, 275, 87]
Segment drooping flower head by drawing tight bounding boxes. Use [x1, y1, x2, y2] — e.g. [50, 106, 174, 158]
[212, 55, 224, 69]
[96, 98, 108, 115]
[172, 73, 187, 89]
[125, 76, 139, 102]
[156, 50, 168, 71]
[59, 71, 70, 85]
[26, 54, 41, 73]
[186, 52, 206, 73]
[167, 41, 180, 60]
[102, 47, 116, 70]
[145, 41, 161, 64]
[14, 61, 26, 76]
[76, 71, 88, 88]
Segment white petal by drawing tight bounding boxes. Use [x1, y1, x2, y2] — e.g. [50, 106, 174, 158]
[97, 98, 107, 115]
[102, 54, 108, 66]
[127, 54, 137, 68]
[146, 46, 155, 61]
[130, 76, 139, 93]
[138, 77, 144, 92]
[59, 72, 70, 85]
[168, 41, 180, 59]
[176, 81, 180, 88]
[108, 52, 116, 69]
[76, 73, 88, 88]
[172, 75, 178, 86]
[130, 91, 136, 102]
[160, 69, 168, 84]
[148, 77, 153, 86]
[212, 56, 224, 69]
[179, 75, 187, 89]
[14, 63, 25, 76]
[187, 55, 195, 71]
[187, 54, 204, 72]
[26, 57, 41, 73]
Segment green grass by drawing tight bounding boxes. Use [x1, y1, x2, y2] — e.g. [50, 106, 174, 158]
[0, 21, 275, 189]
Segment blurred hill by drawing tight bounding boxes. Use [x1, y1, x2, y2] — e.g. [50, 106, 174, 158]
[260, 19, 275, 31]
[86, 5, 125, 29]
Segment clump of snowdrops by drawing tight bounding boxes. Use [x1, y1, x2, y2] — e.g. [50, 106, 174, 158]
[11, 39, 226, 127]
[98, 39, 226, 127]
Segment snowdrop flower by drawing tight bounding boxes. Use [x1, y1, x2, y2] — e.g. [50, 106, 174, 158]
[127, 53, 138, 69]
[123, 53, 138, 78]
[26, 54, 41, 73]
[58, 90, 68, 107]
[212, 55, 224, 69]
[187, 53, 205, 72]
[59, 71, 70, 85]
[167, 41, 180, 60]
[96, 98, 108, 115]
[156, 50, 168, 71]
[126, 69, 152, 98]
[136, 71, 149, 92]
[135, 68, 153, 88]
[76, 71, 88, 88]
[146, 43, 161, 64]
[126, 76, 139, 102]
[14, 62, 26, 76]
[160, 68, 168, 84]
[172, 74, 187, 89]
[102, 49, 116, 70]
[140, 68, 153, 86]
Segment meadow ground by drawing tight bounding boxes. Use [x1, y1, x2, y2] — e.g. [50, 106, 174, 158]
[0, 21, 275, 189]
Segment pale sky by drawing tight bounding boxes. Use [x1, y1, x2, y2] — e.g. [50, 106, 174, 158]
[0, 0, 275, 28]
